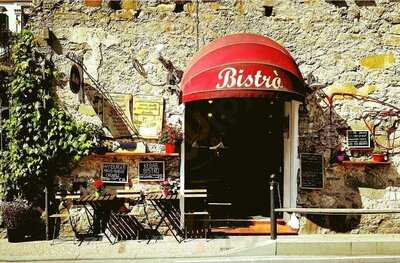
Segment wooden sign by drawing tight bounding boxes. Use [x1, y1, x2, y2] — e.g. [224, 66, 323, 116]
[133, 96, 164, 139]
[347, 130, 371, 149]
[138, 161, 165, 181]
[103, 93, 133, 138]
[300, 153, 324, 189]
[101, 163, 128, 183]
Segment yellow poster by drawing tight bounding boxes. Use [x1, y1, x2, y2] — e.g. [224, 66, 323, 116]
[103, 93, 133, 138]
[133, 96, 164, 139]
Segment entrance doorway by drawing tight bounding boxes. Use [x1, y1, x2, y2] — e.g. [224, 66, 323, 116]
[185, 98, 284, 221]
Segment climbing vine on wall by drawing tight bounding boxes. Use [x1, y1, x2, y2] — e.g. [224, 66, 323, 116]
[0, 30, 100, 204]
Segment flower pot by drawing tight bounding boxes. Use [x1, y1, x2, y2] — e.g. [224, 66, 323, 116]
[165, 143, 176, 154]
[336, 152, 346, 162]
[7, 228, 25, 243]
[85, 0, 102, 7]
[372, 153, 385, 162]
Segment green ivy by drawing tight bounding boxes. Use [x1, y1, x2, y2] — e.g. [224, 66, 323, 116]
[0, 30, 100, 204]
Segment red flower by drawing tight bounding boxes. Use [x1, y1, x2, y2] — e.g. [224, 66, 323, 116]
[159, 123, 183, 144]
[92, 179, 104, 190]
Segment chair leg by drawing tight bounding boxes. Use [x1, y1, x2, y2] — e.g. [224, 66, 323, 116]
[51, 217, 59, 246]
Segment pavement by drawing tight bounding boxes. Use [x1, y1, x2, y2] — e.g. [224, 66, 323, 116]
[1, 234, 400, 262]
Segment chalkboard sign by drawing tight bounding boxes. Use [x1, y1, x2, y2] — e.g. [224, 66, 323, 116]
[347, 130, 371, 149]
[101, 163, 128, 183]
[138, 161, 165, 181]
[300, 153, 324, 189]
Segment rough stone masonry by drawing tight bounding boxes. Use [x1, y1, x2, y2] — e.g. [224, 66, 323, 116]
[28, 0, 400, 234]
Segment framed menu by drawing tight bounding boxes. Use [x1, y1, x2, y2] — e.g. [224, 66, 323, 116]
[300, 153, 324, 189]
[138, 161, 165, 181]
[132, 96, 164, 139]
[101, 163, 128, 183]
[347, 130, 371, 149]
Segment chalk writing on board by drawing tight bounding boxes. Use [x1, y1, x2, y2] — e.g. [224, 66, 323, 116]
[102, 163, 128, 183]
[300, 153, 324, 189]
[347, 130, 371, 149]
[138, 161, 165, 181]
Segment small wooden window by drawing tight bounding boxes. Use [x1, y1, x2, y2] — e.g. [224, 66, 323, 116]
[109, 0, 122, 10]
[263, 6, 273, 17]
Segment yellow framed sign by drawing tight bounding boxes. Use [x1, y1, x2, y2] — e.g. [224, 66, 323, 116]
[132, 96, 164, 139]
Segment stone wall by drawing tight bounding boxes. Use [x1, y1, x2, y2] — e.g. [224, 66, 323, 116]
[29, 0, 400, 233]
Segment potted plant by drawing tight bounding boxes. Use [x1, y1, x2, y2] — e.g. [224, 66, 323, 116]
[372, 146, 386, 162]
[159, 123, 183, 154]
[161, 177, 180, 197]
[335, 146, 347, 162]
[92, 178, 105, 197]
[0, 200, 31, 242]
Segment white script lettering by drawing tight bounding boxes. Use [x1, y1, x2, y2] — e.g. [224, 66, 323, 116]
[216, 67, 283, 90]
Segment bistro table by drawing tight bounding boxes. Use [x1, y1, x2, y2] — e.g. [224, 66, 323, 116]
[73, 193, 121, 244]
[146, 192, 183, 243]
[56, 192, 145, 245]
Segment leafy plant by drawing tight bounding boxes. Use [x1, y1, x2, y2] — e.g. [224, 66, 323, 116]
[159, 123, 183, 144]
[0, 199, 31, 229]
[372, 146, 384, 154]
[0, 30, 101, 204]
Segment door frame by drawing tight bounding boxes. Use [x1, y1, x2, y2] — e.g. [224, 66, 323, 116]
[180, 100, 301, 226]
[283, 101, 301, 222]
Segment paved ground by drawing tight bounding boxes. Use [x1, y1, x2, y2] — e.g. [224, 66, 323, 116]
[1, 234, 400, 262]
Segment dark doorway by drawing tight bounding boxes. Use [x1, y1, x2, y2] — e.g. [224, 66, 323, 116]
[185, 98, 284, 221]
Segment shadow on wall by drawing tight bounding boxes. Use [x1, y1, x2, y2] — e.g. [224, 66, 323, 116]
[298, 93, 400, 233]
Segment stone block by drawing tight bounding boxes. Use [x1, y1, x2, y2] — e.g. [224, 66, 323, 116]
[357, 84, 376, 96]
[324, 83, 357, 98]
[359, 187, 385, 200]
[232, 241, 276, 256]
[184, 2, 196, 14]
[383, 36, 400, 47]
[277, 241, 351, 256]
[376, 242, 400, 255]
[348, 121, 369, 131]
[391, 25, 400, 35]
[121, 0, 138, 11]
[360, 54, 396, 70]
[351, 241, 377, 256]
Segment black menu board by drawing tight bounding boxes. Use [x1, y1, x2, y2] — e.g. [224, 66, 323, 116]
[101, 163, 128, 183]
[139, 161, 165, 181]
[347, 130, 371, 149]
[300, 153, 324, 189]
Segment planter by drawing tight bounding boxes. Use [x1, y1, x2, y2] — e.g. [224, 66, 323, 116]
[336, 152, 346, 162]
[372, 153, 385, 162]
[85, 0, 102, 7]
[165, 143, 176, 154]
[7, 228, 25, 243]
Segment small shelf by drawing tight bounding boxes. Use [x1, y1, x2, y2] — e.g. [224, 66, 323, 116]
[341, 160, 391, 166]
[90, 152, 180, 157]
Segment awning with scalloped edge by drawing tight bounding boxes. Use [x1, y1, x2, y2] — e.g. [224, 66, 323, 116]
[181, 33, 306, 103]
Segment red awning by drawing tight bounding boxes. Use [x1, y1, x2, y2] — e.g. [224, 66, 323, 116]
[181, 33, 306, 103]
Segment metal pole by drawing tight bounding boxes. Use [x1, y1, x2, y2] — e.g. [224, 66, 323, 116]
[45, 186, 49, 240]
[270, 173, 277, 240]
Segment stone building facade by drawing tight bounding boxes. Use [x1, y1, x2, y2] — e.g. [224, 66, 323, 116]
[29, 0, 400, 234]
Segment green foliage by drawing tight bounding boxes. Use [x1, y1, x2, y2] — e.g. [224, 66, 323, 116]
[0, 30, 99, 204]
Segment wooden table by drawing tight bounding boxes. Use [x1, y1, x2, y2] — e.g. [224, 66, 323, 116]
[56, 193, 145, 244]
